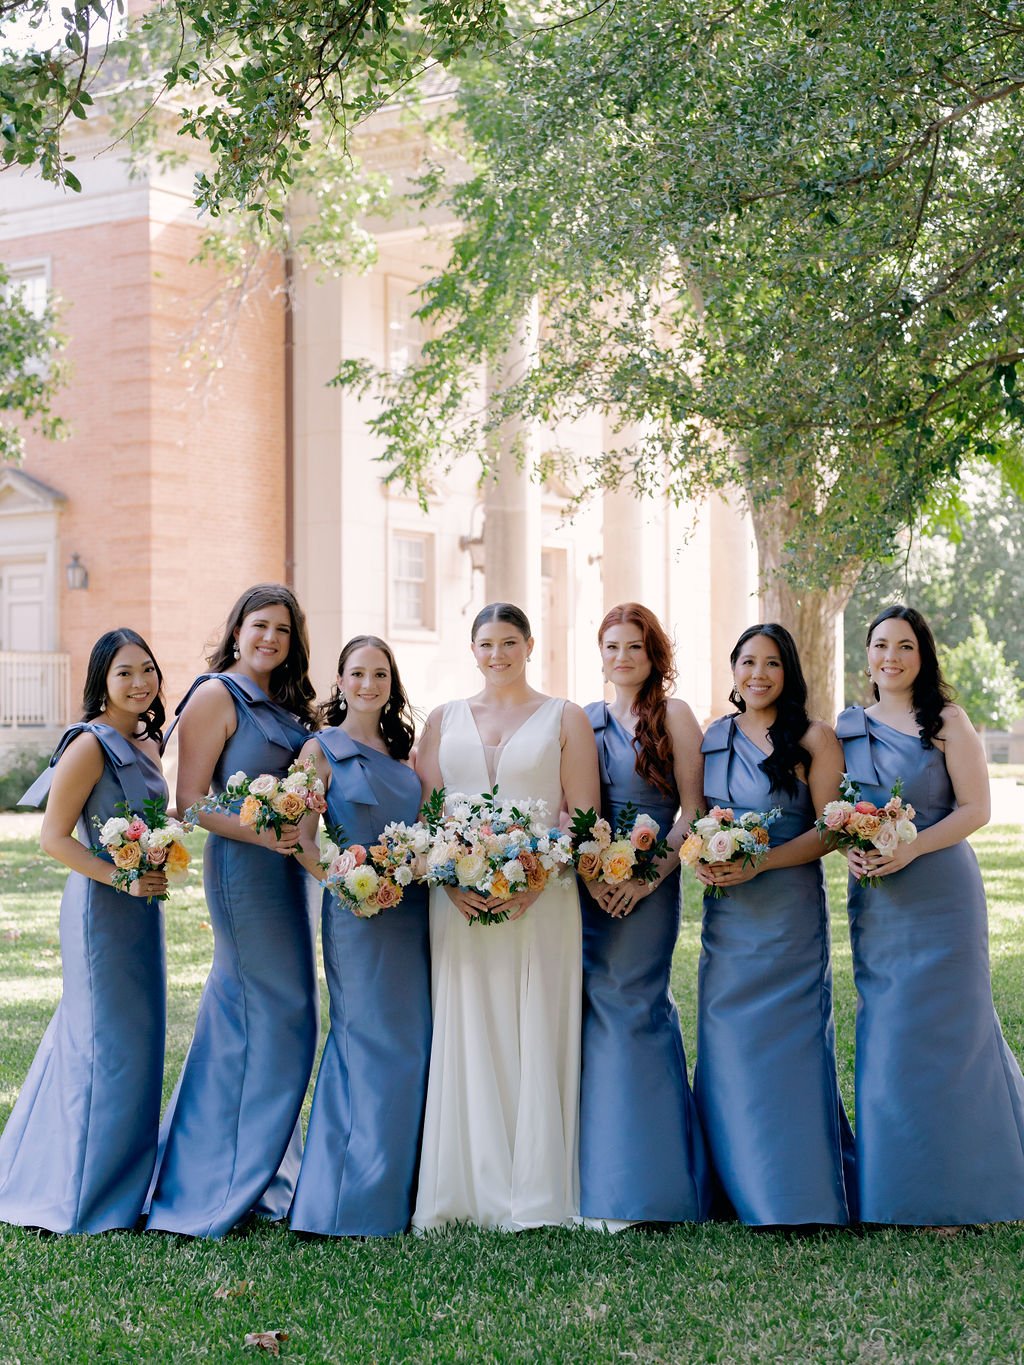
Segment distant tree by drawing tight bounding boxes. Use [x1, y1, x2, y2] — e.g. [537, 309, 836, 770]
[941, 617, 1024, 732]
[0, 265, 66, 462]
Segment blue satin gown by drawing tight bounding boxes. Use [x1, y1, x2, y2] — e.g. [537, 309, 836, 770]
[694, 716, 855, 1225]
[0, 724, 167, 1233]
[839, 705, 1024, 1224]
[290, 731, 431, 1236]
[146, 674, 318, 1238]
[579, 703, 710, 1223]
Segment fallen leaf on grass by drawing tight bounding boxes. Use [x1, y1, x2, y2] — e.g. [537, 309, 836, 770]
[198, 921, 211, 931]
[244, 1330, 289, 1355]
[214, 1280, 251, 1299]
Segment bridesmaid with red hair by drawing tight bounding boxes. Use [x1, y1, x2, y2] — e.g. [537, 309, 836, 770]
[580, 603, 710, 1229]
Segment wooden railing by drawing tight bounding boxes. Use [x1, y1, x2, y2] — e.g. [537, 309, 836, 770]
[0, 651, 71, 729]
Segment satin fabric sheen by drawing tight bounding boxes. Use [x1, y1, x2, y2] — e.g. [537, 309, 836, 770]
[0, 724, 167, 1233]
[694, 717, 855, 1225]
[413, 697, 581, 1230]
[146, 675, 318, 1238]
[839, 706, 1024, 1224]
[289, 730, 431, 1236]
[579, 703, 710, 1223]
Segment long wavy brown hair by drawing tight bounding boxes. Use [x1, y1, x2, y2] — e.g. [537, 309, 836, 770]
[206, 583, 318, 730]
[599, 603, 677, 798]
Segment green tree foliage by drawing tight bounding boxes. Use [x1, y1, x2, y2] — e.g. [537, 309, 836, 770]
[941, 617, 1024, 732]
[0, 266, 66, 462]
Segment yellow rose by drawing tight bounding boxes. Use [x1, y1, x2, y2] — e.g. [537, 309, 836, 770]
[112, 841, 142, 870]
[271, 790, 306, 822]
[166, 841, 191, 874]
[489, 872, 510, 898]
[603, 854, 634, 885]
[679, 832, 704, 868]
[238, 795, 262, 828]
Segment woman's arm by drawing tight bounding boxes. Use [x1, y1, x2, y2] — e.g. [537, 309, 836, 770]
[175, 679, 300, 854]
[848, 705, 990, 879]
[695, 722, 843, 889]
[292, 736, 330, 879]
[414, 706, 444, 804]
[40, 733, 168, 898]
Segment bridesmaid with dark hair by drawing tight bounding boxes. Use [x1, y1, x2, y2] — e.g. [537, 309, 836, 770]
[0, 629, 169, 1233]
[694, 623, 854, 1227]
[839, 605, 1024, 1226]
[147, 584, 320, 1239]
[580, 603, 710, 1229]
[290, 635, 431, 1238]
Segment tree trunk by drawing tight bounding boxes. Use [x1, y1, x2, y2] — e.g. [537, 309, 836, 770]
[749, 495, 861, 723]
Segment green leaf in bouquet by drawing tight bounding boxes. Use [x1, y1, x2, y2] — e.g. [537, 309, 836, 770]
[419, 786, 447, 832]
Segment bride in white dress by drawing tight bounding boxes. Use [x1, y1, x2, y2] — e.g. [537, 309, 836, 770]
[413, 602, 600, 1230]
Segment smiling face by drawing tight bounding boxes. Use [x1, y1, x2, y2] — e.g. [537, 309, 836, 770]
[732, 634, 785, 713]
[339, 645, 392, 720]
[234, 601, 293, 678]
[867, 618, 921, 697]
[471, 620, 532, 686]
[600, 622, 653, 689]
[105, 644, 160, 721]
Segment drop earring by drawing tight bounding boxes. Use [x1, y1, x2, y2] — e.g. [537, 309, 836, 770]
[233, 643, 241, 660]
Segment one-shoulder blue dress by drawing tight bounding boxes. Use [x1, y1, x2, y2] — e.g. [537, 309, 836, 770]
[290, 731, 431, 1236]
[0, 723, 167, 1233]
[839, 705, 1024, 1224]
[579, 703, 710, 1223]
[694, 716, 855, 1225]
[146, 674, 318, 1238]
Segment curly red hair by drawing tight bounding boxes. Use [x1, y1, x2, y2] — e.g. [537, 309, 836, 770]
[598, 603, 677, 799]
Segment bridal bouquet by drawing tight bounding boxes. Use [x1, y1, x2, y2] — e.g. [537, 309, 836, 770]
[420, 785, 574, 925]
[679, 804, 781, 898]
[186, 756, 326, 842]
[94, 797, 193, 900]
[569, 803, 670, 885]
[816, 774, 918, 887]
[317, 827, 411, 918]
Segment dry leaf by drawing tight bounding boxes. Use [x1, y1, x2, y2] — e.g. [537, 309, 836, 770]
[214, 1280, 251, 1299]
[198, 921, 211, 931]
[244, 1330, 289, 1356]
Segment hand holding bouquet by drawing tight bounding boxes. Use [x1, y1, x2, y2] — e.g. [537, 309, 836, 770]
[679, 804, 781, 898]
[421, 785, 574, 925]
[318, 826, 411, 918]
[186, 756, 326, 849]
[94, 797, 193, 901]
[570, 802, 670, 886]
[816, 775, 918, 887]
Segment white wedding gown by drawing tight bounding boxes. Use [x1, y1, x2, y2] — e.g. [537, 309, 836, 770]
[413, 697, 582, 1230]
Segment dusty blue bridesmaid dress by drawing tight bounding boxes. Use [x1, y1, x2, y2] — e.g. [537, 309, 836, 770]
[579, 703, 710, 1223]
[290, 730, 431, 1236]
[146, 674, 318, 1239]
[839, 705, 1024, 1224]
[694, 715, 854, 1225]
[0, 723, 166, 1233]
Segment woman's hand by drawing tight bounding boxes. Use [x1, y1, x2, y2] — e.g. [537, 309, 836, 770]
[695, 859, 762, 890]
[599, 878, 657, 918]
[255, 822, 303, 855]
[445, 885, 493, 922]
[128, 870, 169, 899]
[847, 842, 918, 880]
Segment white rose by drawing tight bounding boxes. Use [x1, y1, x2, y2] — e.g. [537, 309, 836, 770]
[281, 771, 309, 795]
[502, 857, 526, 886]
[226, 771, 248, 791]
[633, 813, 660, 836]
[394, 865, 413, 887]
[693, 816, 720, 838]
[248, 773, 278, 798]
[706, 829, 737, 862]
[456, 851, 487, 886]
[896, 818, 918, 845]
[98, 816, 130, 845]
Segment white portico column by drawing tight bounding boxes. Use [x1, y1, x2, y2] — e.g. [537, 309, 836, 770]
[600, 418, 667, 618]
[483, 302, 543, 641]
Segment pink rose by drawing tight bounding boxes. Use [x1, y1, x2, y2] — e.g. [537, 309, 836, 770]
[706, 829, 737, 862]
[708, 806, 734, 824]
[823, 807, 848, 831]
[349, 844, 367, 866]
[146, 844, 169, 866]
[871, 822, 899, 856]
[308, 791, 327, 815]
[630, 826, 656, 851]
[125, 817, 147, 841]
[330, 849, 358, 878]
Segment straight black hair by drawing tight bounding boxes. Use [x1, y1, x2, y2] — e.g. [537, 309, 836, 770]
[729, 622, 811, 798]
[82, 628, 165, 743]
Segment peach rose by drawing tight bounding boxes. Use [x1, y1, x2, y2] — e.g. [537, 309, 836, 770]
[525, 865, 547, 892]
[308, 791, 327, 815]
[708, 806, 734, 823]
[112, 841, 142, 870]
[603, 853, 634, 884]
[489, 872, 510, 898]
[630, 825, 656, 852]
[854, 800, 879, 816]
[166, 842, 190, 874]
[146, 844, 169, 866]
[850, 813, 881, 840]
[271, 790, 306, 821]
[369, 844, 388, 863]
[238, 795, 262, 828]
[349, 845, 367, 866]
[679, 832, 704, 868]
[577, 850, 602, 881]
[374, 879, 403, 909]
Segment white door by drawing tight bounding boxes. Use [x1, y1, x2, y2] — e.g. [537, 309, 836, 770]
[0, 561, 49, 724]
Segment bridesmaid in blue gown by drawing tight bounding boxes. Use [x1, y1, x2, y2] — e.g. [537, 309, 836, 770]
[840, 605, 1024, 1226]
[0, 629, 169, 1233]
[693, 623, 855, 1226]
[290, 635, 431, 1237]
[580, 603, 710, 1228]
[147, 584, 319, 1239]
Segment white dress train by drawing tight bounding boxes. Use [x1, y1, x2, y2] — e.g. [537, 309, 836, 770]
[412, 697, 582, 1231]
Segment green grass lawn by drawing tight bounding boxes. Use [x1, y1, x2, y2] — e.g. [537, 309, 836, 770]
[1, 828, 1023, 1363]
